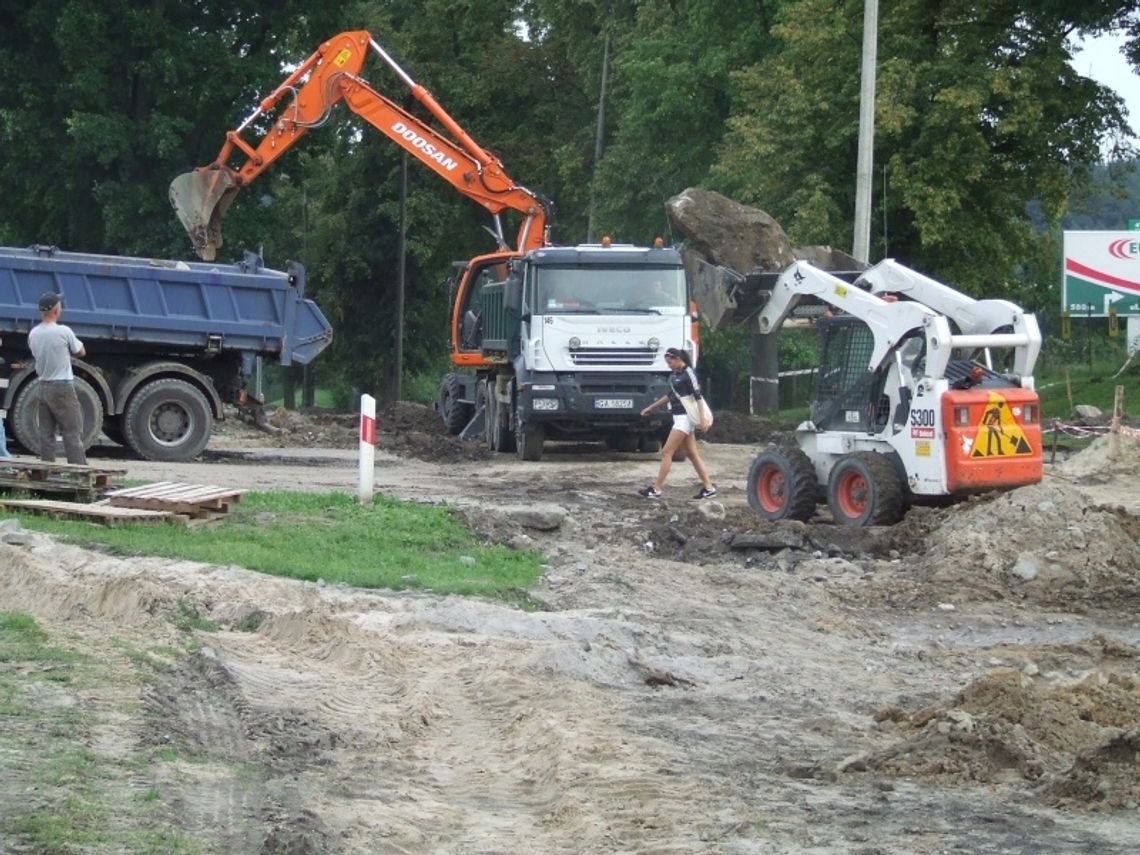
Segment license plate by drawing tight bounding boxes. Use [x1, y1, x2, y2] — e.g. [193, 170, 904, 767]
[594, 398, 633, 410]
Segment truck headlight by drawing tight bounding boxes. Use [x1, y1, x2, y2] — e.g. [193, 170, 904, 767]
[532, 398, 560, 411]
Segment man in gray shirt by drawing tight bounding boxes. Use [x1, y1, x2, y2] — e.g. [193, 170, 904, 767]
[28, 292, 88, 465]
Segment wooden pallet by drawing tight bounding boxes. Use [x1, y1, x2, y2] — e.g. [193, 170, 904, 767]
[105, 481, 244, 520]
[0, 497, 174, 527]
[0, 460, 127, 501]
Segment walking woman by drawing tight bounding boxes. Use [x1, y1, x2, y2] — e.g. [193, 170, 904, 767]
[638, 347, 716, 499]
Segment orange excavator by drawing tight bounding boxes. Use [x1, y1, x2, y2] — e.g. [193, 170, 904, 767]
[171, 31, 696, 462]
[170, 30, 551, 262]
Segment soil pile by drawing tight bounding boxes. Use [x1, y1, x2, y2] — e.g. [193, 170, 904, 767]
[856, 646, 1140, 809]
[262, 402, 491, 463]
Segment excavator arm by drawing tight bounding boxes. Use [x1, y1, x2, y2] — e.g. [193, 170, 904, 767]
[170, 30, 551, 260]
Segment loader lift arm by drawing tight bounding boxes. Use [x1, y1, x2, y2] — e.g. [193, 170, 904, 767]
[170, 30, 552, 261]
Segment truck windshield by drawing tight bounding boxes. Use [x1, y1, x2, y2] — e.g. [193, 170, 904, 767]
[535, 268, 687, 315]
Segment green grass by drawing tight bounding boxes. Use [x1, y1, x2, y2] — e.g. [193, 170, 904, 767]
[4, 491, 545, 600]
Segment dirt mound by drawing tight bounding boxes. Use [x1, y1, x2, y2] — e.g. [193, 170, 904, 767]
[700, 410, 789, 445]
[854, 644, 1140, 809]
[261, 402, 491, 463]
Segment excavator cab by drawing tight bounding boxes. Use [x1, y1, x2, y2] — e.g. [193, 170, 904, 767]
[169, 167, 240, 261]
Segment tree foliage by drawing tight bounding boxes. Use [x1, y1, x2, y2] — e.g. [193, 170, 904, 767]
[1, 0, 1137, 405]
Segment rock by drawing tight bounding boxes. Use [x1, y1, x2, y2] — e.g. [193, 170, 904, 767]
[1074, 404, 1103, 420]
[1011, 553, 1039, 581]
[697, 501, 726, 521]
[665, 188, 796, 275]
[730, 526, 806, 551]
[507, 507, 565, 531]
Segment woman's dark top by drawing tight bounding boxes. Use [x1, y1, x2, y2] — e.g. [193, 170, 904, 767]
[667, 366, 702, 415]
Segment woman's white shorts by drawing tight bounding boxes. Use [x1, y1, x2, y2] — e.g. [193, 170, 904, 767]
[671, 414, 695, 435]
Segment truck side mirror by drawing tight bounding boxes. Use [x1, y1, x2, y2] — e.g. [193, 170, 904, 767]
[504, 272, 523, 314]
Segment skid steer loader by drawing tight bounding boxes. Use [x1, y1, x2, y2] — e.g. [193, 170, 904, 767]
[748, 260, 1043, 526]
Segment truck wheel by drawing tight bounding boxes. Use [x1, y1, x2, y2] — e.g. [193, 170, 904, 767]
[10, 377, 104, 454]
[476, 380, 491, 448]
[638, 436, 662, 453]
[438, 373, 472, 436]
[123, 378, 212, 462]
[516, 419, 544, 461]
[491, 400, 515, 453]
[826, 452, 904, 526]
[605, 433, 639, 453]
[747, 447, 817, 522]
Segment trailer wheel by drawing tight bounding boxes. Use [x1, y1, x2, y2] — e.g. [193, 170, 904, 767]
[515, 418, 544, 461]
[123, 378, 212, 462]
[826, 452, 904, 527]
[438, 373, 472, 436]
[10, 377, 104, 454]
[747, 447, 817, 522]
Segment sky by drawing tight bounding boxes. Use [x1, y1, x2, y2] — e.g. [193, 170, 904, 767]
[1071, 31, 1139, 135]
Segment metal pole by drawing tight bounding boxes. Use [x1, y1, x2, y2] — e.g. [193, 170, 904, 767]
[852, 0, 878, 263]
[396, 151, 407, 400]
[586, 34, 610, 243]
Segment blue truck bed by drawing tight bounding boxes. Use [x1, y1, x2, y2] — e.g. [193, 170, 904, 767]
[0, 245, 331, 364]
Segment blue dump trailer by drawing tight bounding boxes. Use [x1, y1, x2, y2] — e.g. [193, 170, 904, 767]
[0, 245, 332, 461]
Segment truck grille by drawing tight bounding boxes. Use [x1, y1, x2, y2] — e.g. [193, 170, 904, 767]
[568, 346, 657, 367]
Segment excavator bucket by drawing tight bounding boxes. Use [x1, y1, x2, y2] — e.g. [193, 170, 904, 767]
[169, 168, 240, 261]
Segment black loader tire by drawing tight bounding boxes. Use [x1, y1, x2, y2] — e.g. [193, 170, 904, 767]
[747, 446, 818, 522]
[826, 451, 904, 526]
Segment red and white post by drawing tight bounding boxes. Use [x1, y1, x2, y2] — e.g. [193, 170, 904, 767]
[358, 394, 376, 504]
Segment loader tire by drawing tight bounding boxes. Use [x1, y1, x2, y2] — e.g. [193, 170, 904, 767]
[826, 451, 904, 527]
[747, 446, 817, 522]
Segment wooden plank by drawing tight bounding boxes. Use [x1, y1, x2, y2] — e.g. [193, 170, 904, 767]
[0, 498, 174, 526]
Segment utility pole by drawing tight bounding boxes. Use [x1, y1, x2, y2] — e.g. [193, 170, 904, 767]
[586, 34, 610, 243]
[853, 0, 878, 263]
[395, 151, 408, 400]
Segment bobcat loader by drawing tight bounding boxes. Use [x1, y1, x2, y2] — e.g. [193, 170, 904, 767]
[748, 260, 1043, 526]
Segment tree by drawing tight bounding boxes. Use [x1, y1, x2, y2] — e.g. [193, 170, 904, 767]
[712, 0, 1135, 295]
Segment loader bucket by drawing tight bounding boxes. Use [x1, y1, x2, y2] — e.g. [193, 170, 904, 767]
[169, 168, 239, 261]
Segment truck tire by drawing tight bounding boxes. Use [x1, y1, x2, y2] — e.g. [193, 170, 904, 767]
[605, 433, 639, 453]
[826, 451, 904, 526]
[10, 377, 104, 454]
[123, 378, 212, 462]
[515, 418, 544, 461]
[747, 446, 817, 522]
[638, 436, 661, 453]
[490, 400, 515, 453]
[476, 380, 490, 448]
[438, 373, 472, 436]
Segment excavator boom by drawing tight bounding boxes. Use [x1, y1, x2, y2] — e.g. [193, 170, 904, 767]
[171, 30, 550, 260]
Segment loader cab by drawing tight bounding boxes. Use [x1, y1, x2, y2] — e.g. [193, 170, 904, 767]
[811, 316, 893, 433]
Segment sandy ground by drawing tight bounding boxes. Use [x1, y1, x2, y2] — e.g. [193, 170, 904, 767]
[2, 407, 1139, 854]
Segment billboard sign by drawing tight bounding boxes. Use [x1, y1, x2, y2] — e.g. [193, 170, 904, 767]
[1062, 230, 1140, 317]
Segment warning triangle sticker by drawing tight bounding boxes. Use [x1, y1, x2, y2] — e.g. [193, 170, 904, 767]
[971, 392, 1033, 458]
